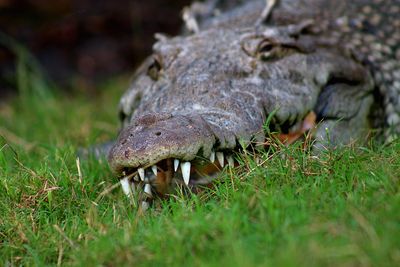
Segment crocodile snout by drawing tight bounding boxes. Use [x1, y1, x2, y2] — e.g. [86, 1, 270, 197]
[108, 112, 216, 175]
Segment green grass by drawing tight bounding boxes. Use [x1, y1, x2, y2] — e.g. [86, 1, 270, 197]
[0, 55, 399, 266]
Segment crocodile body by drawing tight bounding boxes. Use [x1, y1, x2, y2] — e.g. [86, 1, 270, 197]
[107, 0, 400, 197]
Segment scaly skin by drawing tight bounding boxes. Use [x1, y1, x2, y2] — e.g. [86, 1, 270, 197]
[108, 0, 399, 194]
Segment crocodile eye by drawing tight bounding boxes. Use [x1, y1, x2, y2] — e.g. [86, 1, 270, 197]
[257, 40, 280, 59]
[147, 57, 162, 81]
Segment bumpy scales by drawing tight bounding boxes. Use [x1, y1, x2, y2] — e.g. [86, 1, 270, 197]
[107, 0, 400, 202]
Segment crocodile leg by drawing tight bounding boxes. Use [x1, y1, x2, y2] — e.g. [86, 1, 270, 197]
[314, 83, 374, 147]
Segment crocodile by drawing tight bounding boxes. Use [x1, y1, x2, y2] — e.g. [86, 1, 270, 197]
[106, 0, 400, 204]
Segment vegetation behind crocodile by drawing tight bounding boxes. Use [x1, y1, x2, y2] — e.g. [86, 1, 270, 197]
[107, 0, 400, 198]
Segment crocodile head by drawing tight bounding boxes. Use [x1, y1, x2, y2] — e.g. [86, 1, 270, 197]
[108, 22, 374, 194]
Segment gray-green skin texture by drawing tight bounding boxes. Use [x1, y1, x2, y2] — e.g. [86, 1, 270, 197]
[108, 0, 400, 175]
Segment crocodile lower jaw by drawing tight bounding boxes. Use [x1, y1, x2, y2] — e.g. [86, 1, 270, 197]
[118, 112, 317, 209]
[119, 149, 236, 206]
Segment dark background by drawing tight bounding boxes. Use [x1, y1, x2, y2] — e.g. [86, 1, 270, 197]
[0, 0, 191, 96]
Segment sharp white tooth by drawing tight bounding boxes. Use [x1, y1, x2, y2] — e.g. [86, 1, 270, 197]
[181, 161, 191, 185]
[120, 177, 131, 197]
[133, 174, 139, 181]
[144, 183, 152, 197]
[138, 168, 145, 181]
[141, 201, 149, 211]
[209, 151, 215, 162]
[227, 155, 234, 167]
[151, 165, 158, 176]
[216, 152, 224, 167]
[174, 159, 180, 172]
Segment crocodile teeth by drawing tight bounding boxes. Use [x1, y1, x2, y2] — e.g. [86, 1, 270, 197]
[144, 183, 152, 197]
[216, 152, 224, 167]
[227, 155, 234, 167]
[209, 151, 215, 162]
[138, 168, 145, 181]
[151, 165, 158, 176]
[133, 174, 139, 182]
[120, 177, 131, 197]
[181, 161, 191, 185]
[174, 159, 180, 172]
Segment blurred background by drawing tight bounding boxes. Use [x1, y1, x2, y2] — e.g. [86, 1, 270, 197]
[0, 0, 191, 98]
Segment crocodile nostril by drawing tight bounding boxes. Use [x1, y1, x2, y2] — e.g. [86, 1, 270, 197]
[155, 131, 162, 136]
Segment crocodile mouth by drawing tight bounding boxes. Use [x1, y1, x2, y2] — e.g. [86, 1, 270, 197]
[117, 112, 317, 209]
[119, 150, 236, 206]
